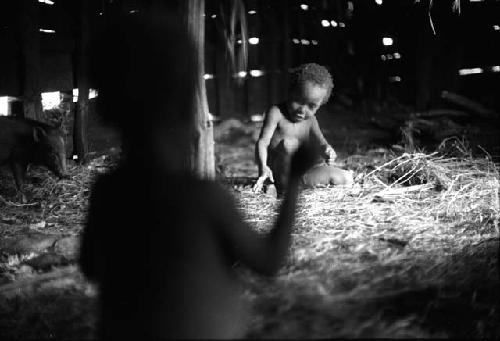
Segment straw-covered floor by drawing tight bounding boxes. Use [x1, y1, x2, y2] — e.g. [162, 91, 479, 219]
[0, 138, 498, 338]
[235, 137, 499, 338]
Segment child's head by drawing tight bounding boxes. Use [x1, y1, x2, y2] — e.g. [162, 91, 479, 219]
[89, 10, 197, 169]
[287, 63, 334, 122]
[90, 11, 196, 142]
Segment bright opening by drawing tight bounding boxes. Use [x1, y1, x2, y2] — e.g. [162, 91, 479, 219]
[250, 70, 264, 77]
[301, 39, 310, 45]
[73, 88, 99, 102]
[237, 71, 247, 78]
[39, 29, 56, 34]
[38, 0, 55, 5]
[330, 20, 338, 27]
[41, 91, 61, 110]
[321, 20, 330, 27]
[375, 0, 383, 5]
[458, 68, 483, 76]
[311, 40, 318, 45]
[382, 37, 393, 46]
[339, 22, 346, 27]
[248, 10, 257, 15]
[494, 25, 500, 31]
[300, 4, 309, 10]
[380, 55, 387, 61]
[491, 66, 500, 72]
[292, 38, 300, 44]
[388, 76, 401, 82]
[211, 14, 217, 19]
[237, 39, 242, 44]
[250, 114, 264, 122]
[203, 74, 214, 80]
[129, 9, 139, 14]
[394, 52, 401, 59]
[248, 37, 259, 45]
[0, 97, 8, 116]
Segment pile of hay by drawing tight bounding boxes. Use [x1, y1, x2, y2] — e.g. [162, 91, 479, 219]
[0, 152, 119, 339]
[0, 150, 120, 238]
[236, 137, 499, 338]
[0, 138, 498, 338]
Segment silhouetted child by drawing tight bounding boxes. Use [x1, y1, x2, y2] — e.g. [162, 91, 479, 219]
[79, 10, 315, 339]
[253, 63, 353, 196]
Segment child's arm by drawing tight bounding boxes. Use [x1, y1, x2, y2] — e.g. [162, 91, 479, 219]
[253, 107, 281, 192]
[214, 145, 316, 276]
[310, 117, 337, 164]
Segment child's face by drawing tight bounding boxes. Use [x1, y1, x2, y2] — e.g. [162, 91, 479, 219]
[287, 81, 328, 123]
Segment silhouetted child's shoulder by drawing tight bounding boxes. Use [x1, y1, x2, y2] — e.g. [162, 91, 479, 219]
[86, 164, 235, 225]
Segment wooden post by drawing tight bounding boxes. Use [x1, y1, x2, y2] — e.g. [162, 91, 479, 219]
[213, 20, 221, 118]
[281, 0, 291, 99]
[266, 4, 278, 108]
[415, 1, 436, 111]
[18, 0, 43, 121]
[185, 0, 216, 179]
[73, 0, 90, 163]
[297, 5, 305, 64]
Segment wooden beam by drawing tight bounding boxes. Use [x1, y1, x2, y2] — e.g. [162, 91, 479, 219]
[185, 0, 216, 179]
[18, 0, 43, 121]
[73, 0, 90, 163]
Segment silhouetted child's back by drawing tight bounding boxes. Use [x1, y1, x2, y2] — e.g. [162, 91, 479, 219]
[84, 168, 254, 338]
[80, 9, 315, 339]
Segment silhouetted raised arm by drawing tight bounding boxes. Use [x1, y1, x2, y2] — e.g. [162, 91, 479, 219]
[218, 144, 315, 276]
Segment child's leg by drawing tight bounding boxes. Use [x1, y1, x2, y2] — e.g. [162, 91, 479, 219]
[301, 164, 354, 187]
[269, 139, 299, 195]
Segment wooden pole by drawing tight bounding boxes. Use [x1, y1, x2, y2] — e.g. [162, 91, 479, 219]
[185, 0, 216, 179]
[213, 18, 221, 118]
[281, 0, 291, 99]
[73, 0, 90, 163]
[18, 0, 43, 121]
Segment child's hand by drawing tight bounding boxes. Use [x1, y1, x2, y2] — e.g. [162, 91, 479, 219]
[253, 166, 274, 193]
[323, 145, 337, 165]
[289, 143, 317, 180]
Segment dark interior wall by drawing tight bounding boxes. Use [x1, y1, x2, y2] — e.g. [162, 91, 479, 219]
[0, 1, 75, 97]
[40, 53, 73, 93]
[1, 0, 499, 115]
[0, 31, 20, 96]
[0, 43, 74, 97]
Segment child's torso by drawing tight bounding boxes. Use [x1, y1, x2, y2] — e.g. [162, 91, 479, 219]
[92, 168, 249, 338]
[269, 104, 313, 154]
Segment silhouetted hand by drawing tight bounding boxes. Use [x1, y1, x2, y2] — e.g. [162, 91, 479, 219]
[289, 143, 317, 180]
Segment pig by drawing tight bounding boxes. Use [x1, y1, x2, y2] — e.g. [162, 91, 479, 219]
[0, 116, 67, 201]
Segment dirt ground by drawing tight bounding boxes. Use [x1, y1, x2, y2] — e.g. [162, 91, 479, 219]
[0, 104, 499, 338]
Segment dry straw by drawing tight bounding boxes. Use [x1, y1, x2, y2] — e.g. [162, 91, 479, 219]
[236, 136, 499, 338]
[0, 137, 498, 337]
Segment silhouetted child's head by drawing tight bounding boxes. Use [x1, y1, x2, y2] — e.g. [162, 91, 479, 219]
[89, 10, 197, 168]
[287, 63, 334, 123]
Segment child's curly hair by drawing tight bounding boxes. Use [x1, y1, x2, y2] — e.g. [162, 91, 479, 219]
[289, 63, 334, 103]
